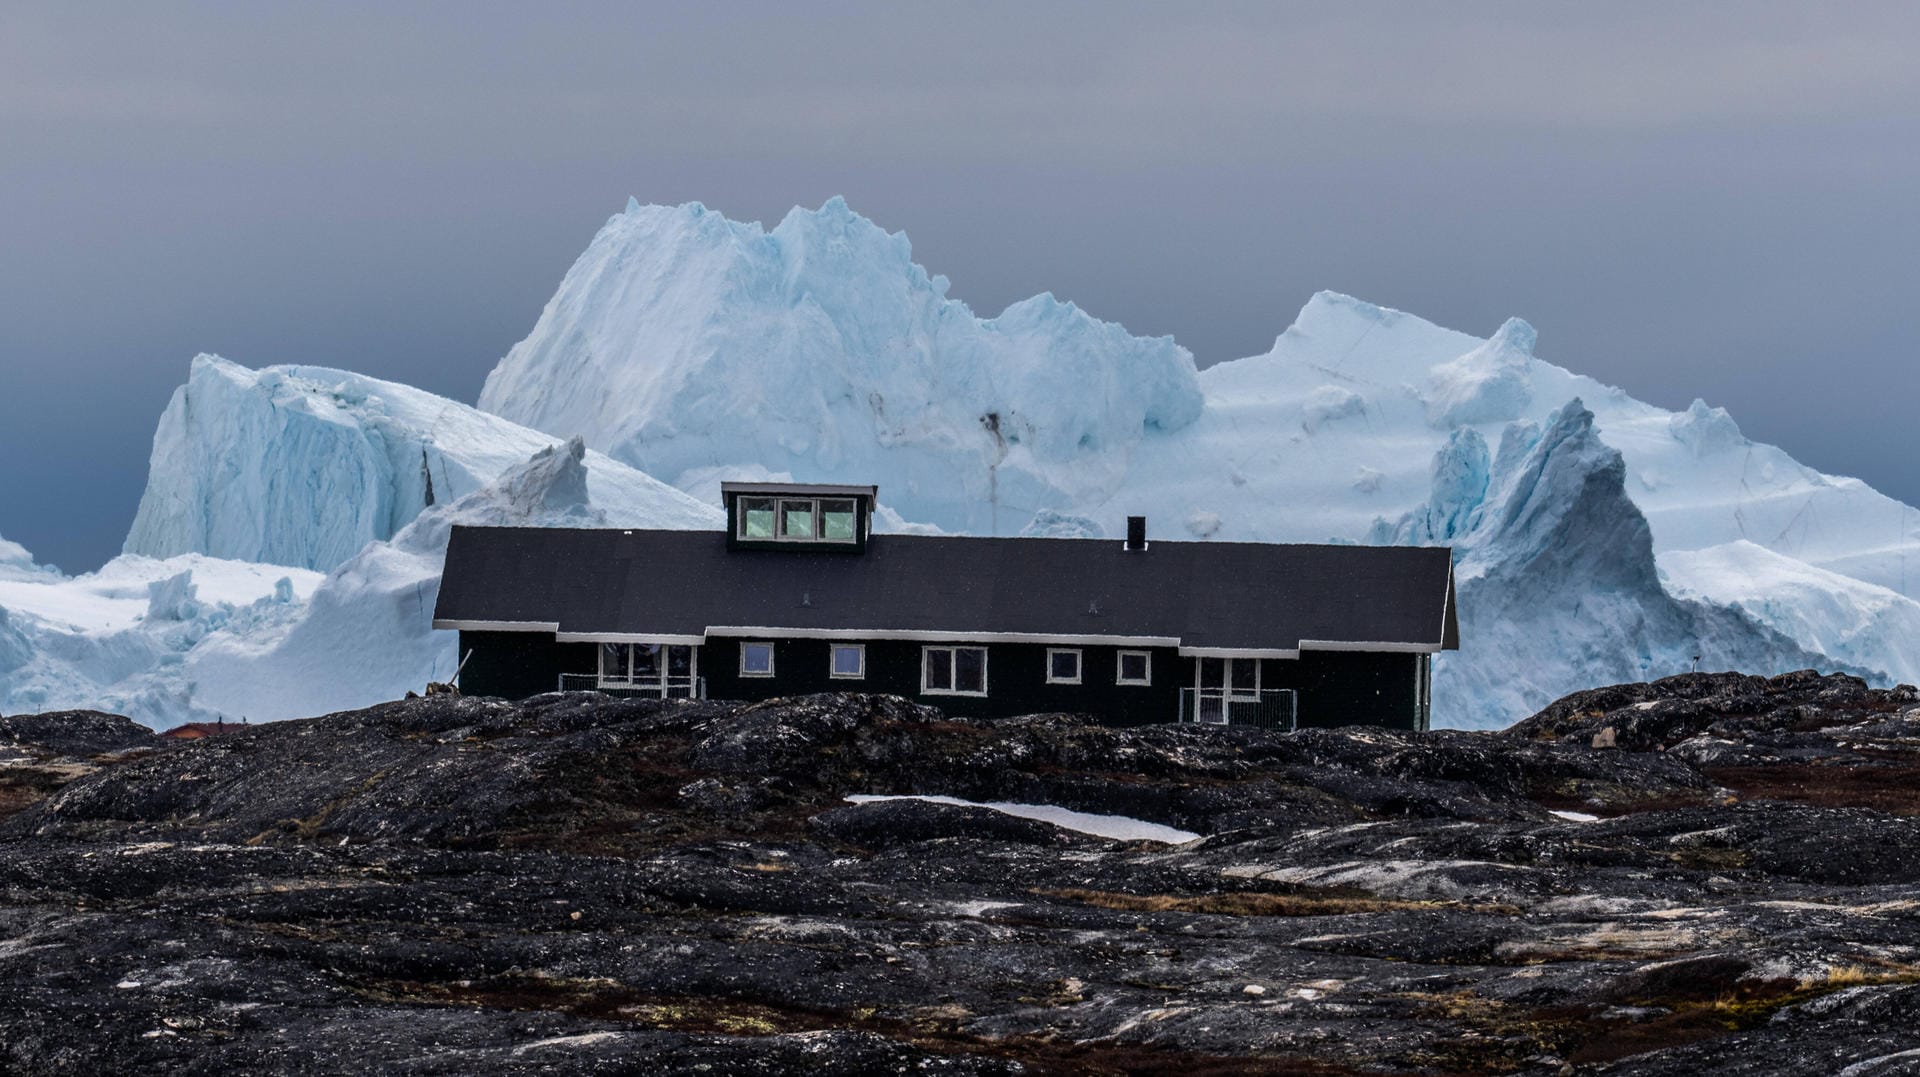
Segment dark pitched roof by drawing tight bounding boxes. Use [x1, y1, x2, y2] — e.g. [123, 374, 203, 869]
[434, 527, 1457, 655]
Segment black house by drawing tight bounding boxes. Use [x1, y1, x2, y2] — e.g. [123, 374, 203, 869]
[433, 482, 1458, 731]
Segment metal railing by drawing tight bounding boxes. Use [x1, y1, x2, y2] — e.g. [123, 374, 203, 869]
[1178, 687, 1296, 731]
[558, 673, 706, 699]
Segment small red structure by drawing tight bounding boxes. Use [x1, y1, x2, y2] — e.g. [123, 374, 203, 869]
[159, 719, 246, 741]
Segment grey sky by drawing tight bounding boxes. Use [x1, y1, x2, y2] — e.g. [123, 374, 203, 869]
[3, 2, 1915, 570]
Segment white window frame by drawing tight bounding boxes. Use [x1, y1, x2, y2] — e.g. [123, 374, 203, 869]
[739, 641, 776, 678]
[734, 496, 858, 544]
[1116, 649, 1152, 686]
[597, 642, 700, 697]
[817, 498, 859, 543]
[1045, 647, 1083, 685]
[736, 497, 779, 541]
[921, 645, 989, 697]
[829, 643, 866, 680]
[599, 642, 631, 685]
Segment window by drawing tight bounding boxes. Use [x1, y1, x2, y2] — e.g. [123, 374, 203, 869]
[739, 641, 775, 677]
[600, 642, 630, 684]
[736, 495, 859, 543]
[922, 645, 987, 696]
[739, 498, 777, 539]
[830, 643, 865, 679]
[1117, 650, 1152, 686]
[595, 643, 698, 697]
[778, 499, 816, 540]
[819, 499, 858, 541]
[1046, 648, 1082, 685]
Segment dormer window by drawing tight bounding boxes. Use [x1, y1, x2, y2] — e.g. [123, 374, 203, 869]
[819, 499, 857, 540]
[737, 497, 855, 542]
[740, 499, 777, 539]
[723, 482, 877, 551]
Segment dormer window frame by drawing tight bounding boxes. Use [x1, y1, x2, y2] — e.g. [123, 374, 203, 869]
[723, 483, 876, 553]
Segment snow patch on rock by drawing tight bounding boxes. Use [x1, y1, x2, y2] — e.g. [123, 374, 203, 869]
[846, 794, 1199, 845]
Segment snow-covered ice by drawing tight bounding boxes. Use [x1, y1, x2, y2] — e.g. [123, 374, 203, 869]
[1660, 540, 1920, 687]
[188, 436, 698, 723]
[846, 794, 1201, 844]
[480, 197, 1203, 537]
[0, 549, 322, 726]
[124, 355, 719, 572]
[2, 428, 714, 725]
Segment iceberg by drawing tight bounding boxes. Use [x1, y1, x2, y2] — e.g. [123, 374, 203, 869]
[478, 198, 1203, 536]
[1430, 400, 1848, 723]
[1660, 540, 1920, 687]
[1, 431, 713, 727]
[0, 545, 323, 726]
[188, 437, 633, 722]
[125, 354, 721, 571]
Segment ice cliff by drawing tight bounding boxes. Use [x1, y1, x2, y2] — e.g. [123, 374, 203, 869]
[478, 197, 1203, 535]
[187, 438, 617, 722]
[1427, 401, 1849, 722]
[125, 355, 720, 571]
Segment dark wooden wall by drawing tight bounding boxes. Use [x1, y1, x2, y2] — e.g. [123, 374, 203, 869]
[456, 631, 595, 701]
[704, 637, 1183, 725]
[1261, 650, 1423, 730]
[459, 631, 1427, 731]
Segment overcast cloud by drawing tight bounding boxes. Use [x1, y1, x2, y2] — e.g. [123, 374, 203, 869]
[1, 2, 1915, 569]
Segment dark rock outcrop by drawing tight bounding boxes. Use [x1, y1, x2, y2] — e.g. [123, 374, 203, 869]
[2, 675, 1918, 1074]
[0, 709, 157, 759]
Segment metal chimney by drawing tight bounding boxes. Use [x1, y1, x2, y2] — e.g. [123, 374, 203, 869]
[1125, 516, 1147, 551]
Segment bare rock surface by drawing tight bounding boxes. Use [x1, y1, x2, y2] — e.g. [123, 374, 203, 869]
[2, 674, 1919, 1074]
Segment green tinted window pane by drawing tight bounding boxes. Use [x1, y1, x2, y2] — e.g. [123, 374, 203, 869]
[780, 500, 816, 539]
[819, 499, 857, 541]
[740, 498, 776, 539]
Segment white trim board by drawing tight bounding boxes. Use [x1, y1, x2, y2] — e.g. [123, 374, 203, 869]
[1297, 640, 1443, 654]
[1177, 647, 1301, 659]
[703, 626, 1182, 648]
[441, 621, 1442, 655]
[556, 632, 707, 646]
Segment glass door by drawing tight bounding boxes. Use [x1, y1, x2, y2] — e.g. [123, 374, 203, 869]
[598, 643, 700, 697]
[1196, 657, 1260, 724]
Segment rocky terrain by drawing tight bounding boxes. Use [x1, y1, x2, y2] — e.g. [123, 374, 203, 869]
[2, 671, 1919, 1075]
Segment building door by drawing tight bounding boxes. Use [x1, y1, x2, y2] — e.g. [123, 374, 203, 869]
[1195, 657, 1260, 723]
[599, 642, 701, 697]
